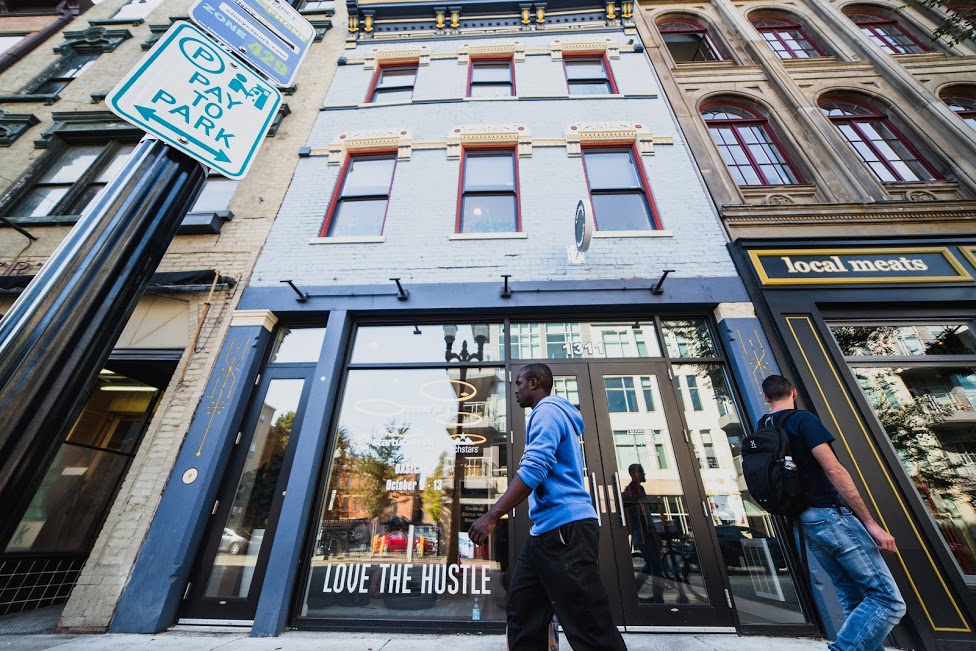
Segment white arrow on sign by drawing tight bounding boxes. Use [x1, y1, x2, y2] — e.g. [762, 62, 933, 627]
[106, 21, 281, 179]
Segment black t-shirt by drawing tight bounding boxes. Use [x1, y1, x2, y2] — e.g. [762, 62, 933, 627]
[760, 409, 841, 508]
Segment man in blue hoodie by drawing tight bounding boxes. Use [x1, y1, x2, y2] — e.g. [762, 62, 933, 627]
[469, 363, 627, 651]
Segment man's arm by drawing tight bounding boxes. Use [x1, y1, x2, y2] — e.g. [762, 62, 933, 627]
[810, 443, 897, 553]
[467, 475, 532, 545]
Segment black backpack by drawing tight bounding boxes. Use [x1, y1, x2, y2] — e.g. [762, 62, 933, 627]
[741, 409, 810, 517]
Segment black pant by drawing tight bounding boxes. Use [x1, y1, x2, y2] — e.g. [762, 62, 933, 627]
[506, 519, 627, 651]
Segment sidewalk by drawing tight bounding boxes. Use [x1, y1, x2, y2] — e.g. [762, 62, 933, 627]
[1, 631, 830, 651]
[0, 606, 830, 651]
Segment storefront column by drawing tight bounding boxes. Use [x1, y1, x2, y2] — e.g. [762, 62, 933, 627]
[251, 310, 351, 637]
[110, 310, 278, 633]
[714, 302, 843, 639]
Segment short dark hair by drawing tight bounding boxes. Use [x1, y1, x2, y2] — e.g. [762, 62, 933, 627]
[518, 363, 553, 393]
[762, 374, 794, 401]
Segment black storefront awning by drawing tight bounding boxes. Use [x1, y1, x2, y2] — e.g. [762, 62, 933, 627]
[0, 270, 236, 294]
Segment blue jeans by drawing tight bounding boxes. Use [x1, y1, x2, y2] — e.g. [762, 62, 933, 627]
[799, 507, 906, 651]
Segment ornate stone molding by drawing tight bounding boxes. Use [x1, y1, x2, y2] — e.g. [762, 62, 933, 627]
[0, 110, 40, 147]
[329, 128, 413, 164]
[363, 46, 430, 70]
[56, 26, 132, 54]
[446, 124, 531, 159]
[722, 200, 976, 226]
[550, 38, 619, 60]
[565, 122, 654, 157]
[230, 309, 278, 331]
[457, 42, 525, 65]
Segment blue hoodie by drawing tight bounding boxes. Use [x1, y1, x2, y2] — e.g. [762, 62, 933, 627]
[516, 395, 598, 535]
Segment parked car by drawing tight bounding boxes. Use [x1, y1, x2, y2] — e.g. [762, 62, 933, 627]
[715, 525, 786, 571]
[219, 528, 249, 555]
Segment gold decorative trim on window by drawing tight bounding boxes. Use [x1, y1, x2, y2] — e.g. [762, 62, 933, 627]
[329, 129, 413, 165]
[550, 39, 619, 60]
[457, 43, 525, 65]
[363, 46, 430, 70]
[565, 122, 658, 157]
[446, 124, 532, 159]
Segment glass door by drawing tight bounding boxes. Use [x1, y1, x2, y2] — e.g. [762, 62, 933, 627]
[180, 367, 311, 621]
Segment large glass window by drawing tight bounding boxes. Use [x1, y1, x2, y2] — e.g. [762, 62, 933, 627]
[830, 321, 976, 580]
[321, 154, 396, 237]
[509, 321, 662, 360]
[582, 148, 658, 231]
[564, 56, 614, 95]
[301, 360, 509, 622]
[369, 64, 417, 103]
[702, 103, 802, 186]
[845, 9, 930, 54]
[657, 18, 724, 62]
[750, 15, 827, 59]
[32, 53, 97, 95]
[458, 150, 518, 233]
[820, 97, 937, 183]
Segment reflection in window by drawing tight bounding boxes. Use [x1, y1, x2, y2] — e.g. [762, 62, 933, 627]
[190, 176, 239, 214]
[657, 18, 724, 62]
[845, 9, 930, 54]
[322, 154, 396, 237]
[830, 323, 976, 357]
[606, 377, 640, 412]
[458, 149, 518, 233]
[302, 368, 508, 621]
[269, 327, 327, 363]
[351, 324, 504, 364]
[6, 370, 158, 554]
[849, 365, 976, 576]
[942, 90, 976, 130]
[582, 147, 658, 231]
[564, 56, 614, 94]
[662, 319, 717, 358]
[509, 321, 661, 359]
[701, 103, 802, 186]
[369, 64, 417, 103]
[113, 0, 164, 20]
[750, 15, 827, 59]
[820, 97, 937, 183]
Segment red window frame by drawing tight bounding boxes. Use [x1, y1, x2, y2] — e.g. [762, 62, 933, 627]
[454, 146, 521, 233]
[749, 15, 827, 58]
[365, 62, 419, 103]
[319, 151, 397, 237]
[701, 101, 804, 187]
[820, 97, 939, 183]
[466, 57, 515, 97]
[941, 88, 976, 130]
[579, 143, 662, 231]
[656, 17, 725, 62]
[562, 53, 618, 95]
[846, 10, 930, 54]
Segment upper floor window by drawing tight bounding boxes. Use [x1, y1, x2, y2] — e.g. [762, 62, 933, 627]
[819, 97, 938, 183]
[113, 0, 165, 20]
[657, 17, 724, 62]
[321, 154, 396, 236]
[942, 89, 976, 130]
[368, 64, 417, 103]
[581, 147, 659, 231]
[750, 14, 827, 59]
[33, 53, 98, 95]
[457, 149, 519, 233]
[190, 176, 239, 214]
[8, 142, 135, 218]
[701, 103, 802, 186]
[0, 34, 25, 55]
[845, 9, 930, 54]
[468, 59, 514, 97]
[564, 55, 616, 95]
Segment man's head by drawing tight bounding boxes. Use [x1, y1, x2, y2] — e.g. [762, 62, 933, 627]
[515, 363, 553, 409]
[628, 463, 646, 482]
[762, 374, 797, 404]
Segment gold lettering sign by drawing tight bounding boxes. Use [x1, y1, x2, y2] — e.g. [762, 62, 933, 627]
[748, 247, 973, 286]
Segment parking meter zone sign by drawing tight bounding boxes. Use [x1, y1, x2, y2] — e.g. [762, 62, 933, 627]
[106, 21, 281, 179]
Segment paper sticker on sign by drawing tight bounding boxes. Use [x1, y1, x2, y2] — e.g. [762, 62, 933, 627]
[189, 0, 314, 88]
[106, 21, 281, 179]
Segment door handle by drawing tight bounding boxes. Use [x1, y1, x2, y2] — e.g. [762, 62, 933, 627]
[612, 472, 626, 528]
[590, 473, 602, 526]
[597, 483, 608, 514]
[606, 483, 617, 514]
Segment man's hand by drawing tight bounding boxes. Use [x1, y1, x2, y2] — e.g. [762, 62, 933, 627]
[468, 513, 497, 546]
[865, 521, 898, 554]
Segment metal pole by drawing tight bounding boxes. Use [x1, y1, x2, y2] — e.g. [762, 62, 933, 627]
[0, 137, 206, 546]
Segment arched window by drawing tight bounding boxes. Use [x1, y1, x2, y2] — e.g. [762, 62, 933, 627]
[941, 89, 976, 130]
[701, 103, 802, 186]
[845, 8, 930, 54]
[819, 97, 938, 182]
[750, 14, 827, 59]
[657, 17, 724, 62]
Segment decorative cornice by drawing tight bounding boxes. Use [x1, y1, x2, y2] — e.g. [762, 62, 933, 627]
[446, 124, 531, 158]
[329, 128, 413, 164]
[363, 46, 430, 69]
[457, 42, 525, 64]
[565, 121, 662, 157]
[230, 309, 278, 331]
[722, 200, 976, 225]
[550, 37, 618, 60]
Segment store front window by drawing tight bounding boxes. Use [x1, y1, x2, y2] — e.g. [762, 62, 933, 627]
[300, 324, 509, 623]
[830, 321, 976, 579]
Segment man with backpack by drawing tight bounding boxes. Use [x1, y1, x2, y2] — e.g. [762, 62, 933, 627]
[756, 374, 905, 651]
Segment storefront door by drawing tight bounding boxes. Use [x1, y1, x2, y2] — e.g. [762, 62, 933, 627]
[512, 361, 734, 630]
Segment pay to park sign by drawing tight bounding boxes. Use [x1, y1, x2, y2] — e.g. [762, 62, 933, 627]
[106, 21, 282, 179]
